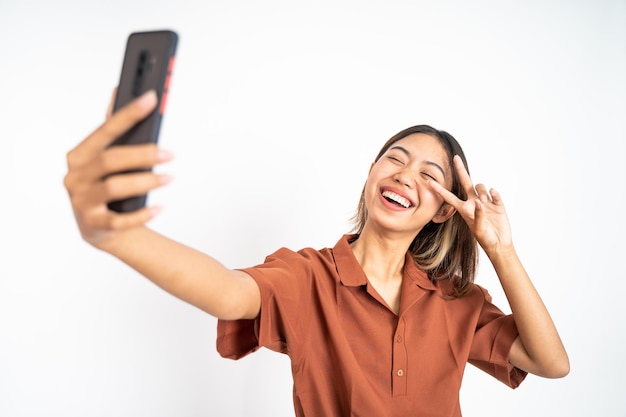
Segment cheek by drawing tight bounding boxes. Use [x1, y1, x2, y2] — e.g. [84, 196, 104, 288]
[364, 179, 379, 204]
[418, 186, 446, 209]
[364, 168, 386, 197]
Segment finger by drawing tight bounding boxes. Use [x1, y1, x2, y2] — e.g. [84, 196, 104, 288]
[108, 206, 163, 229]
[80, 205, 162, 232]
[105, 87, 118, 120]
[475, 183, 491, 203]
[64, 144, 172, 198]
[473, 198, 485, 229]
[428, 179, 463, 210]
[69, 171, 171, 211]
[475, 183, 488, 196]
[490, 188, 504, 206]
[80, 144, 173, 183]
[68, 90, 158, 166]
[101, 171, 172, 203]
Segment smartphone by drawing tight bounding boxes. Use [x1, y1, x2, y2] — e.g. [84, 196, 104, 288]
[107, 30, 178, 213]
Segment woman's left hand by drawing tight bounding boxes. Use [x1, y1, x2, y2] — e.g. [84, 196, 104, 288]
[428, 155, 513, 255]
[431, 156, 570, 379]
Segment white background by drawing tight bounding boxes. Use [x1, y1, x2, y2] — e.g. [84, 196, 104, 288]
[1, 1, 625, 416]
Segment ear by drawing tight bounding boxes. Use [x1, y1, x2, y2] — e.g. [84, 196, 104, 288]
[431, 203, 456, 224]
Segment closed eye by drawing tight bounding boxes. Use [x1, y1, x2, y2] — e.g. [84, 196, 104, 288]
[422, 172, 438, 182]
[387, 156, 404, 164]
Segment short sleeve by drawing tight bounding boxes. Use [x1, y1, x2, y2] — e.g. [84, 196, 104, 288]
[216, 248, 310, 360]
[468, 287, 528, 388]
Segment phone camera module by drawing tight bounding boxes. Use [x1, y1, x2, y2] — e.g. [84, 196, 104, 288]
[132, 50, 153, 96]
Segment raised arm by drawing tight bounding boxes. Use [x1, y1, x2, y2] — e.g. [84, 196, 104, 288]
[64, 91, 260, 320]
[485, 242, 568, 378]
[429, 156, 569, 378]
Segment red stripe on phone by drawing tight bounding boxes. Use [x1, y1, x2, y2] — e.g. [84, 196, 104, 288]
[160, 92, 168, 115]
[160, 56, 175, 115]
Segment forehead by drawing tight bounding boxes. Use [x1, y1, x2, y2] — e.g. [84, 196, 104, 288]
[387, 133, 450, 162]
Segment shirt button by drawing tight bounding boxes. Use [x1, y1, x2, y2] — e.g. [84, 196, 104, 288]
[397, 369, 404, 377]
[396, 335, 403, 343]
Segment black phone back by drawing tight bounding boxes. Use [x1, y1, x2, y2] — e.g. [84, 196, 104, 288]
[107, 30, 178, 213]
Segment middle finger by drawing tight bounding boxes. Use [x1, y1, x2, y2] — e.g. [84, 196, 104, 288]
[453, 155, 477, 197]
[83, 144, 173, 182]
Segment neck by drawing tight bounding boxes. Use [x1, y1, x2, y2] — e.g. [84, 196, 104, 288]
[350, 226, 414, 283]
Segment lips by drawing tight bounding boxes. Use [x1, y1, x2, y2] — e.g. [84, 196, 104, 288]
[381, 188, 414, 208]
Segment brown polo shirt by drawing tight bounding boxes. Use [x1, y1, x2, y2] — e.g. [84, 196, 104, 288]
[217, 235, 526, 416]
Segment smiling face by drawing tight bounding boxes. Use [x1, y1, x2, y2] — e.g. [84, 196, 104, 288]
[362, 133, 456, 237]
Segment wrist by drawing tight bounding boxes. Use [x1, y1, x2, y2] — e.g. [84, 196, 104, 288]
[484, 244, 519, 268]
[95, 225, 149, 255]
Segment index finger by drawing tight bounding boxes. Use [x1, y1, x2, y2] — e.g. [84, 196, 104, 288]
[428, 178, 463, 210]
[68, 90, 158, 166]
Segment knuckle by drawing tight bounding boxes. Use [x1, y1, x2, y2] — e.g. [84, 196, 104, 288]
[81, 211, 96, 227]
[101, 176, 119, 197]
[98, 151, 117, 173]
[69, 190, 90, 210]
[63, 170, 88, 195]
[69, 184, 98, 211]
[81, 210, 102, 230]
[97, 120, 120, 141]
[63, 172, 74, 191]
[65, 150, 74, 165]
[66, 148, 81, 167]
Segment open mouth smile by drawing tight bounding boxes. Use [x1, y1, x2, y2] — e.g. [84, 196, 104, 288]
[381, 190, 413, 208]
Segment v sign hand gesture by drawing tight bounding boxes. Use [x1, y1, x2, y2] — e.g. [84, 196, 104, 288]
[430, 154, 569, 379]
[429, 155, 512, 257]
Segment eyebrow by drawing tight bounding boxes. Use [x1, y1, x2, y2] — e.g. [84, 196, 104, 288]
[389, 145, 447, 178]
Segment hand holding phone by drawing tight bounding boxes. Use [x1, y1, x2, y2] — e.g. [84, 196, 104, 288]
[107, 30, 178, 213]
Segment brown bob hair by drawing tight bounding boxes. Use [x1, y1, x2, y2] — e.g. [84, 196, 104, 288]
[352, 125, 478, 297]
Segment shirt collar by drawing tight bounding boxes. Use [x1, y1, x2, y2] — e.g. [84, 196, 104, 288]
[333, 234, 438, 292]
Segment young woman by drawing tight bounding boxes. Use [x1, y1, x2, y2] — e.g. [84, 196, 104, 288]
[64, 90, 569, 416]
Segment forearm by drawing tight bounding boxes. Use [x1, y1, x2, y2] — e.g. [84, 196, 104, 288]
[487, 246, 569, 378]
[64, 93, 260, 321]
[101, 226, 261, 320]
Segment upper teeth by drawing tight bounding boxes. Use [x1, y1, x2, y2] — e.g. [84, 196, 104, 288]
[382, 190, 411, 208]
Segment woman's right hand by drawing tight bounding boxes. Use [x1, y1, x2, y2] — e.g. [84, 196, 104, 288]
[64, 90, 173, 251]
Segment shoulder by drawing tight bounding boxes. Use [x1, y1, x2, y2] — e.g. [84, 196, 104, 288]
[466, 283, 494, 303]
[240, 245, 336, 283]
[433, 278, 488, 302]
[261, 245, 334, 267]
[456, 284, 499, 312]
[433, 281, 496, 317]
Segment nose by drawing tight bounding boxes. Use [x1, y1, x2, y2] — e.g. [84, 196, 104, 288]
[393, 169, 414, 189]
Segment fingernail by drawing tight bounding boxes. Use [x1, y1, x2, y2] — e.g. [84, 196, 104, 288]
[159, 174, 173, 184]
[149, 205, 163, 218]
[157, 149, 174, 161]
[138, 90, 158, 108]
